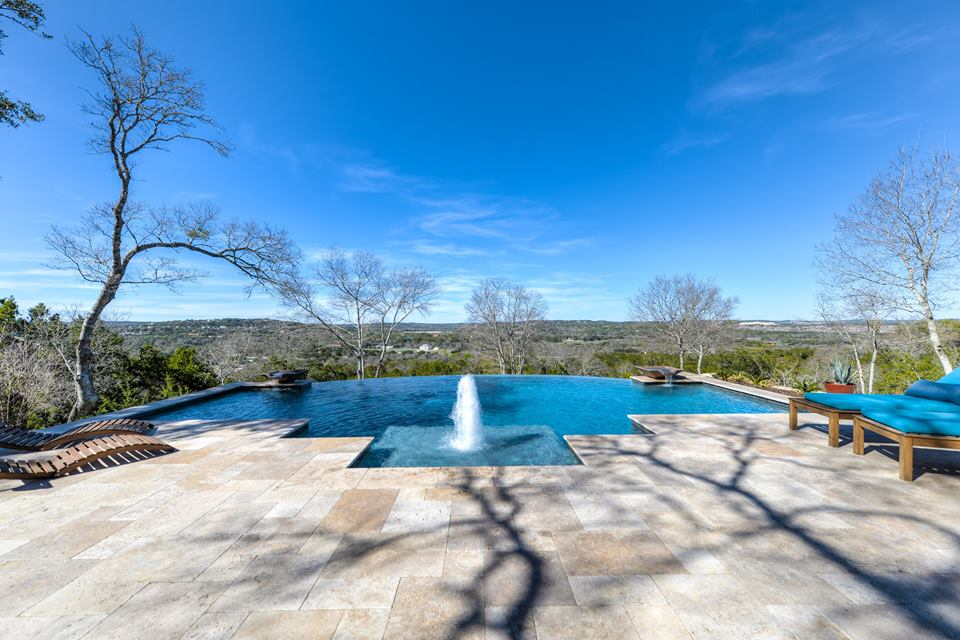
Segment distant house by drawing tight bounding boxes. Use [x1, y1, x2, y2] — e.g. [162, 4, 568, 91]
[417, 343, 439, 352]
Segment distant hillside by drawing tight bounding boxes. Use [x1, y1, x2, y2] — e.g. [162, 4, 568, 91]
[105, 317, 845, 352]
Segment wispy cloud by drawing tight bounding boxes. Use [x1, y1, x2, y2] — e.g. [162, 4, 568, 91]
[338, 163, 423, 193]
[662, 132, 731, 156]
[698, 29, 864, 111]
[526, 272, 626, 319]
[885, 25, 939, 54]
[426, 271, 626, 321]
[332, 159, 594, 257]
[824, 111, 916, 132]
[0, 268, 78, 278]
[243, 134, 595, 262]
[415, 198, 552, 242]
[168, 191, 219, 201]
[407, 242, 493, 257]
[521, 238, 595, 255]
[695, 14, 947, 114]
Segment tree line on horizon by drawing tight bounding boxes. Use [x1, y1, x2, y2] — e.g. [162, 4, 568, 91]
[3, 16, 960, 427]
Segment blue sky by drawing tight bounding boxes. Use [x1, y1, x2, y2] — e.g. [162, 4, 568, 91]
[1, 1, 959, 322]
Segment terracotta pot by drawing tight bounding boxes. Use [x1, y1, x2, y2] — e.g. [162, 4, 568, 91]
[823, 382, 856, 394]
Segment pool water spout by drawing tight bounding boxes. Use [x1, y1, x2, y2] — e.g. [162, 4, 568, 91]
[449, 374, 483, 451]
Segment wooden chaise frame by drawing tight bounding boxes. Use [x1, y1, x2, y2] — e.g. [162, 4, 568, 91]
[853, 415, 960, 482]
[0, 434, 175, 480]
[0, 418, 154, 451]
[788, 397, 857, 448]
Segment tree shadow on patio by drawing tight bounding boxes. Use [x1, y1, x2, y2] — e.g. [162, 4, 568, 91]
[576, 418, 960, 639]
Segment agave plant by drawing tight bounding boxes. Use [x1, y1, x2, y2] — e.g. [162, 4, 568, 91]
[794, 376, 821, 393]
[831, 358, 855, 385]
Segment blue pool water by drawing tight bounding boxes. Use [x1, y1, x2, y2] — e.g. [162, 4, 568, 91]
[148, 375, 784, 467]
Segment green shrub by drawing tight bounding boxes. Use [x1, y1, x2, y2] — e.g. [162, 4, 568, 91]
[98, 344, 216, 413]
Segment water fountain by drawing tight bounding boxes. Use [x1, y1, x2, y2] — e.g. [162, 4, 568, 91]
[449, 374, 484, 451]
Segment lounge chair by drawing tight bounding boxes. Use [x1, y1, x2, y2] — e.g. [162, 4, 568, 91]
[0, 433, 175, 480]
[637, 366, 683, 380]
[788, 370, 960, 447]
[854, 410, 960, 481]
[0, 418, 154, 451]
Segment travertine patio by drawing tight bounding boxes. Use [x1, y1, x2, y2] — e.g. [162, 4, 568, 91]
[1, 412, 958, 639]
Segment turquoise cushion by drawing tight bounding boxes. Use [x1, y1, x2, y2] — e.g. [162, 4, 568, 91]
[905, 379, 960, 405]
[861, 409, 960, 437]
[938, 369, 960, 385]
[804, 393, 894, 412]
[803, 392, 960, 413]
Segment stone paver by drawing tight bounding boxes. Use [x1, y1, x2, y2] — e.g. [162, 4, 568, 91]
[0, 412, 959, 638]
[231, 610, 343, 639]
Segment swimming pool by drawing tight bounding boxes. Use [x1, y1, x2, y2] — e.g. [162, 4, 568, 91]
[148, 375, 784, 467]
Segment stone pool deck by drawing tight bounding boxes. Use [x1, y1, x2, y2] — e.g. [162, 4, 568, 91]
[0, 413, 959, 639]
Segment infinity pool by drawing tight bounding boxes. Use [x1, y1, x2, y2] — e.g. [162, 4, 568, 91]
[148, 375, 784, 467]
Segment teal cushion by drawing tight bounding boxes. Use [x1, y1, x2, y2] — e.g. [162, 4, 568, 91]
[803, 392, 960, 413]
[803, 393, 893, 412]
[861, 409, 960, 437]
[905, 379, 960, 405]
[938, 369, 960, 385]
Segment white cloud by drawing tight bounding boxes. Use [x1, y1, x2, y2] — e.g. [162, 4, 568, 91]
[824, 111, 916, 131]
[339, 163, 421, 193]
[521, 238, 595, 255]
[408, 242, 492, 257]
[662, 132, 731, 156]
[698, 29, 862, 111]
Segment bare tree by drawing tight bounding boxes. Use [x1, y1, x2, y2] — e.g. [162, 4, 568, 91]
[816, 289, 889, 393]
[689, 292, 738, 375]
[282, 250, 380, 380]
[466, 278, 547, 374]
[629, 274, 737, 371]
[818, 145, 960, 374]
[201, 331, 255, 385]
[281, 249, 438, 379]
[0, 1, 51, 127]
[372, 267, 439, 377]
[46, 29, 300, 419]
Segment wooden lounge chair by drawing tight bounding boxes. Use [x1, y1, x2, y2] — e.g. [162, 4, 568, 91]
[854, 412, 960, 481]
[789, 392, 960, 448]
[0, 433, 175, 480]
[636, 366, 683, 380]
[789, 396, 859, 448]
[0, 418, 154, 451]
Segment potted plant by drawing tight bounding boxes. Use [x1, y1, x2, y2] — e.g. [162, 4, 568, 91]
[824, 359, 856, 393]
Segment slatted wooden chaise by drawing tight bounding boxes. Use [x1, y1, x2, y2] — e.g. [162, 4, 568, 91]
[789, 392, 960, 447]
[791, 371, 960, 447]
[854, 411, 960, 481]
[0, 418, 155, 451]
[0, 434, 176, 479]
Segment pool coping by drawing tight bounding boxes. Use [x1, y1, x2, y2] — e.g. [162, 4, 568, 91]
[691, 374, 792, 404]
[43, 381, 287, 434]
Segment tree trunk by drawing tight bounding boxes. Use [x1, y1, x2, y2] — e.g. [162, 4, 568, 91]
[69, 277, 121, 419]
[867, 347, 878, 394]
[495, 335, 507, 374]
[696, 346, 704, 375]
[374, 346, 386, 378]
[374, 325, 389, 378]
[851, 344, 866, 392]
[678, 347, 685, 370]
[355, 306, 365, 379]
[922, 303, 953, 374]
